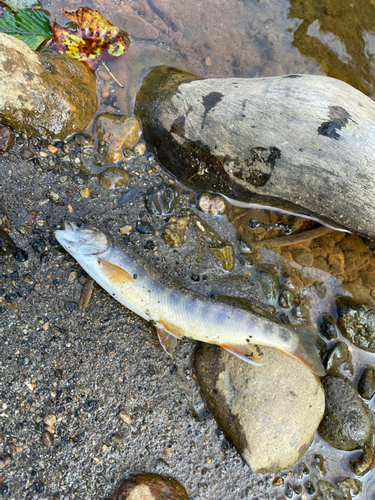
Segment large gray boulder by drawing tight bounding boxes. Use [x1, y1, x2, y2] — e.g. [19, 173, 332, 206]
[135, 65, 375, 239]
[0, 33, 97, 140]
[194, 343, 325, 473]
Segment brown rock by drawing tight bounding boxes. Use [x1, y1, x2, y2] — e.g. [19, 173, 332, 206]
[96, 113, 141, 163]
[197, 192, 227, 215]
[293, 247, 314, 267]
[41, 431, 54, 447]
[0, 34, 97, 140]
[162, 216, 189, 248]
[110, 473, 188, 500]
[0, 124, 14, 153]
[99, 168, 130, 190]
[209, 244, 235, 271]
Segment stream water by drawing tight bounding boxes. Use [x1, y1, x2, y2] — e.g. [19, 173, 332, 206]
[25, 0, 375, 497]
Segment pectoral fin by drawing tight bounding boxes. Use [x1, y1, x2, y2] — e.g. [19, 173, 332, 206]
[98, 259, 135, 284]
[219, 343, 263, 366]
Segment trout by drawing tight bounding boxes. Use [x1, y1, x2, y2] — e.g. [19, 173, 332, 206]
[55, 221, 325, 375]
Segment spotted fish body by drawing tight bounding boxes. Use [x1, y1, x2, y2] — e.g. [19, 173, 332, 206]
[55, 221, 324, 375]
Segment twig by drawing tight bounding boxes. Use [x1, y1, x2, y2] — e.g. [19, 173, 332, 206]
[250, 225, 334, 250]
[100, 60, 123, 88]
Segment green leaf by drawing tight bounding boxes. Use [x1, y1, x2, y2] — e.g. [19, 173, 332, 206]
[0, 9, 52, 50]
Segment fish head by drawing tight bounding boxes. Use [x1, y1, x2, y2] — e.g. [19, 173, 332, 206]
[55, 221, 111, 257]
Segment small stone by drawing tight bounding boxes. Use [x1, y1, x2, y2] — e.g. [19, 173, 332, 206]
[13, 248, 28, 262]
[95, 113, 141, 163]
[319, 315, 337, 340]
[0, 124, 14, 153]
[0, 228, 16, 256]
[293, 247, 314, 267]
[111, 434, 124, 445]
[73, 172, 88, 186]
[317, 480, 336, 499]
[324, 341, 353, 376]
[64, 301, 78, 312]
[75, 133, 95, 146]
[40, 151, 48, 157]
[31, 237, 45, 253]
[245, 487, 254, 498]
[144, 240, 155, 250]
[145, 186, 177, 216]
[209, 244, 235, 271]
[336, 478, 361, 498]
[119, 225, 133, 235]
[198, 192, 227, 215]
[118, 410, 131, 424]
[358, 366, 375, 399]
[337, 301, 375, 352]
[205, 57, 212, 66]
[47, 191, 59, 202]
[0, 453, 12, 470]
[206, 456, 212, 464]
[272, 477, 284, 486]
[109, 473, 188, 500]
[255, 266, 279, 302]
[318, 375, 373, 451]
[350, 445, 373, 476]
[134, 142, 146, 156]
[163, 216, 189, 248]
[136, 220, 154, 234]
[48, 144, 59, 154]
[41, 431, 54, 447]
[98, 70, 111, 81]
[46, 424, 56, 434]
[68, 271, 78, 282]
[278, 289, 294, 309]
[80, 187, 91, 198]
[44, 413, 56, 426]
[99, 168, 130, 190]
[59, 175, 69, 183]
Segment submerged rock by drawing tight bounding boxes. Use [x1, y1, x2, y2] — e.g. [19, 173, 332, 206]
[163, 216, 189, 248]
[109, 473, 188, 500]
[95, 113, 140, 163]
[197, 192, 227, 215]
[337, 301, 375, 352]
[324, 341, 353, 376]
[194, 344, 325, 473]
[318, 376, 373, 451]
[319, 315, 338, 341]
[0, 34, 97, 140]
[209, 243, 235, 271]
[99, 168, 130, 190]
[0, 228, 16, 256]
[349, 445, 373, 476]
[135, 65, 375, 239]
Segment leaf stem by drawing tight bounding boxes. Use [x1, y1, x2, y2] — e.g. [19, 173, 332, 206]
[100, 60, 123, 88]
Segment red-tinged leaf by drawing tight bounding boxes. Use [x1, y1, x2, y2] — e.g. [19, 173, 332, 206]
[52, 7, 130, 72]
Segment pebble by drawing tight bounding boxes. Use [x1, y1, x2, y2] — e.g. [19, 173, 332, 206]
[68, 271, 78, 282]
[95, 113, 141, 163]
[350, 445, 373, 476]
[109, 473, 188, 500]
[324, 341, 353, 376]
[31, 237, 45, 253]
[319, 315, 338, 340]
[47, 191, 59, 202]
[59, 175, 69, 183]
[278, 288, 294, 309]
[80, 187, 91, 198]
[136, 220, 154, 234]
[119, 225, 133, 235]
[163, 216, 189, 248]
[198, 192, 227, 215]
[293, 247, 314, 267]
[41, 431, 54, 447]
[13, 248, 28, 262]
[0, 124, 14, 153]
[44, 414, 56, 426]
[337, 301, 375, 352]
[99, 168, 130, 190]
[75, 133, 95, 146]
[0, 228, 16, 256]
[209, 244, 235, 271]
[358, 366, 375, 399]
[145, 186, 177, 215]
[98, 70, 111, 81]
[134, 142, 146, 156]
[48, 144, 59, 154]
[111, 434, 124, 445]
[118, 410, 131, 424]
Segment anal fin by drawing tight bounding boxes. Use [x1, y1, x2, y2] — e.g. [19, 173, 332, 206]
[219, 343, 263, 366]
[155, 322, 180, 356]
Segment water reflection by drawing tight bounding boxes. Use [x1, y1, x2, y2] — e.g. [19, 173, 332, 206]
[289, 0, 375, 97]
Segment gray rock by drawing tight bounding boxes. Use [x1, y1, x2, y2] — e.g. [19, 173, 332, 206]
[358, 366, 375, 400]
[0, 453, 12, 470]
[254, 265, 279, 303]
[324, 341, 353, 376]
[319, 315, 337, 340]
[194, 344, 325, 473]
[109, 473, 188, 500]
[318, 376, 374, 451]
[0, 34, 97, 140]
[337, 301, 375, 352]
[135, 66, 375, 239]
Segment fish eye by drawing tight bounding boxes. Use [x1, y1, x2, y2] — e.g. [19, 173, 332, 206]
[76, 221, 85, 228]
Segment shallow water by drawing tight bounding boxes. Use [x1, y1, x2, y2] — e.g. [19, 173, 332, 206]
[17, 0, 375, 497]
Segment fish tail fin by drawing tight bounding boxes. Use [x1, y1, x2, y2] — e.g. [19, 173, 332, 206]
[286, 324, 325, 376]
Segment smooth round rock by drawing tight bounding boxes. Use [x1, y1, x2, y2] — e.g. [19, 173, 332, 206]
[0, 34, 97, 140]
[318, 376, 374, 451]
[95, 113, 140, 163]
[99, 168, 130, 190]
[194, 344, 325, 473]
[358, 366, 375, 400]
[109, 473, 188, 500]
[337, 301, 375, 352]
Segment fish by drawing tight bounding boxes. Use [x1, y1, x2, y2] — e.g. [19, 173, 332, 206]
[55, 221, 325, 376]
